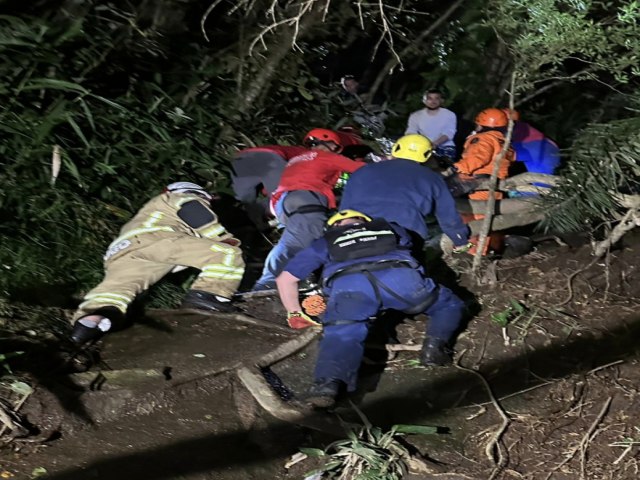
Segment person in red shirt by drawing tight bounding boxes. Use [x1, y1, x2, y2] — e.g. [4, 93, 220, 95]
[231, 144, 308, 230]
[251, 129, 365, 291]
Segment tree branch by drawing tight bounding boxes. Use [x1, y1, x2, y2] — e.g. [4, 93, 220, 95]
[516, 67, 594, 106]
[367, 0, 467, 102]
[472, 73, 516, 276]
[593, 206, 640, 257]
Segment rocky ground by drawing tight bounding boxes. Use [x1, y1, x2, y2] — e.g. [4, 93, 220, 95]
[0, 233, 639, 480]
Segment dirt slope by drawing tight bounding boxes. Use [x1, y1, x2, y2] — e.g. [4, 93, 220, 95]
[1, 238, 639, 480]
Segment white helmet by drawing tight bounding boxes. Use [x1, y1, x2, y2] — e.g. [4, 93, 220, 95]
[166, 182, 212, 200]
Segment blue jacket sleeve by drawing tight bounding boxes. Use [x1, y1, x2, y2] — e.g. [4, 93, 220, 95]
[283, 238, 329, 280]
[431, 176, 469, 246]
[390, 223, 414, 249]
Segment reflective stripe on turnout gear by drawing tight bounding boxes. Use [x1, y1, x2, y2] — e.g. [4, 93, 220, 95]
[197, 243, 245, 281]
[142, 211, 165, 228]
[79, 292, 133, 313]
[199, 264, 245, 281]
[200, 224, 227, 238]
[109, 226, 175, 247]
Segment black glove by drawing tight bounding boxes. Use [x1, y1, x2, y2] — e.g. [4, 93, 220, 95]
[445, 174, 481, 198]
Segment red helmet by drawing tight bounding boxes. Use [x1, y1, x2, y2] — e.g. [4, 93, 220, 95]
[475, 108, 508, 128]
[303, 128, 343, 152]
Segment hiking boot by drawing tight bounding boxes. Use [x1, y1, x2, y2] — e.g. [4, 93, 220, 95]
[181, 290, 238, 313]
[304, 378, 342, 408]
[70, 317, 111, 345]
[70, 322, 103, 345]
[420, 338, 453, 367]
[503, 235, 534, 258]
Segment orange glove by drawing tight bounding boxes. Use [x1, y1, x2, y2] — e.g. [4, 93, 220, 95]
[287, 311, 321, 329]
[301, 294, 327, 316]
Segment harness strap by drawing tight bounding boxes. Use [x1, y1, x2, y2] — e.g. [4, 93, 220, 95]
[286, 204, 329, 216]
[363, 271, 439, 314]
[326, 260, 439, 315]
[325, 259, 415, 285]
[322, 319, 372, 326]
[282, 191, 329, 217]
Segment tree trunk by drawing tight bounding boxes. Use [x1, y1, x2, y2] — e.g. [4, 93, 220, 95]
[216, 5, 325, 144]
[456, 197, 543, 215]
[467, 211, 546, 235]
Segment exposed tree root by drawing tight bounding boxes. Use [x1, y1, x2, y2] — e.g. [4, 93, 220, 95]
[234, 329, 351, 435]
[200, 311, 294, 334]
[555, 256, 601, 307]
[236, 366, 346, 436]
[593, 206, 640, 257]
[454, 350, 511, 479]
[253, 328, 320, 368]
[544, 396, 612, 480]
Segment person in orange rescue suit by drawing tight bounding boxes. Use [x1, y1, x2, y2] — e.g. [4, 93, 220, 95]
[69, 182, 245, 345]
[250, 128, 365, 291]
[452, 108, 515, 200]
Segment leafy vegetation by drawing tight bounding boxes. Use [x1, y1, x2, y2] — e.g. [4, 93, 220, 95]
[0, 0, 638, 302]
[301, 406, 438, 479]
[542, 113, 640, 232]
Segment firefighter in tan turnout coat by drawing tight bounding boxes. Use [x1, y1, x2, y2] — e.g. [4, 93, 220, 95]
[70, 182, 245, 345]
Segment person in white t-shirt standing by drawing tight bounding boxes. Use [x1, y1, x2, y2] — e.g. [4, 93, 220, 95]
[405, 89, 457, 166]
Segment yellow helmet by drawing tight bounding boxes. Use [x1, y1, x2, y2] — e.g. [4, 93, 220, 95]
[327, 209, 372, 227]
[391, 134, 433, 163]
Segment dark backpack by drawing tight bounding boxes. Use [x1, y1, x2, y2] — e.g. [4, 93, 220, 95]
[325, 218, 398, 262]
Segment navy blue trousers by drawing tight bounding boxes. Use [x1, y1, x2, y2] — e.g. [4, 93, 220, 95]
[314, 267, 464, 390]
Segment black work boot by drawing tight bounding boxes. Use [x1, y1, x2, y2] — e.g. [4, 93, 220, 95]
[70, 322, 104, 345]
[304, 378, 342, 408]
[181, 289, 238, 313]
[70, 314, 113, 346]
[420, 338, 453, 367]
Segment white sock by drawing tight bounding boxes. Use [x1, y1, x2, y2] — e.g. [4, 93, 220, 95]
[97, 318, 112, 332]
[79, 316, 112, 332]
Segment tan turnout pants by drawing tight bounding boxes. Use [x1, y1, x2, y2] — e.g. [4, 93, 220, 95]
[73, 233, 244, 321]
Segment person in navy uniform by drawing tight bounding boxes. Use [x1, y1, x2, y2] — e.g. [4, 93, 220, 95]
[275, 209, 466, 407]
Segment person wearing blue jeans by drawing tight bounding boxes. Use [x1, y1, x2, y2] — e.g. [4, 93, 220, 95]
[257, 190, 329, 289]
[251, 129, 365, 291]
[276, 210, 466, 407]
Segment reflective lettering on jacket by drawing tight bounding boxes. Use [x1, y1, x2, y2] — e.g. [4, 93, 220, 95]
[325, 219, 398, 262]
[103, 239, 132, 261]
